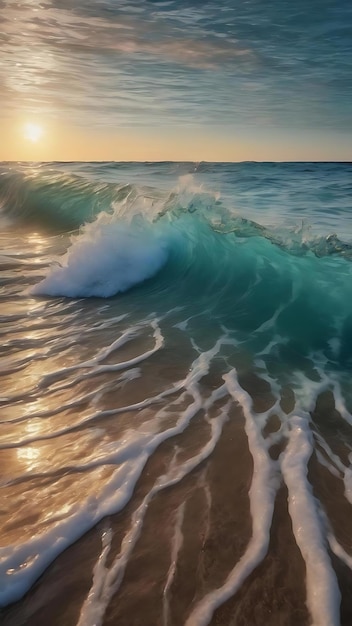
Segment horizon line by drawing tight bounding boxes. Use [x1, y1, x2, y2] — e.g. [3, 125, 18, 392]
[1, 159, 352, 165]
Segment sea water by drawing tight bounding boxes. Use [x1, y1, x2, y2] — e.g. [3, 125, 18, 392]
[0, 161, 352, 626]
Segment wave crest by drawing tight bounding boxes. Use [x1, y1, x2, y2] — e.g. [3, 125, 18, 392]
[31, 213, 170, 298]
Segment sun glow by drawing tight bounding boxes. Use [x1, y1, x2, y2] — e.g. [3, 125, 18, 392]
[24, 122, 44, 143]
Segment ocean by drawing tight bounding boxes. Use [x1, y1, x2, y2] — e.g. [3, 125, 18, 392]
[0, 161, 352, 626]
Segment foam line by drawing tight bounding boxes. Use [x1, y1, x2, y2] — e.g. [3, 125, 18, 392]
[0, 378, 190, 453]
[163, 501, 186, 626]
[75, 326, 143, 366]
[281, 415, 341, 626]
[332, 381, 352, 428]
[184, 370, 279, 626]
[328, 533, 352, 571]
[86, 526, 114, 609]
[77, 405, 229, 626]
[314, 431, 352, 503]
[315, 450, 341, 478]
[0, 458, 149, 606]
[39, 320, 164, 389]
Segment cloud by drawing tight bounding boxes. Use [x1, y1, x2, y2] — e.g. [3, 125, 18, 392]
[0, 0, 254, 126]
[2, 1, 252, 66]
[1, 0, 351, 131]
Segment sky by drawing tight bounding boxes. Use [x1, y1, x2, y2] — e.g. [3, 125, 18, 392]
[1, 0, 352, 161]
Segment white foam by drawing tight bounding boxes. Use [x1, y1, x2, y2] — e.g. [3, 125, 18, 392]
[163, 501, 186, 626]
[315, 450, 341, 478]
[280, 414, 341, 626]
[77, 405, 229, 626]
[31, 215, 170, 298]
[39, 319, 164, 390]
[0, 458, 148, 606]
[328, 532, 352, 571]
[185, 370, 280, 626]
[332, 380, 352, 428]
[314, 431, 352, 504]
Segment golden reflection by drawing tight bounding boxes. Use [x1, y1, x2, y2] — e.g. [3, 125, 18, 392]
[26, 231, 51, 267]
[16, 419, 43, 471]
[27, 231, 47, 251]
[16, 445, 41, 470]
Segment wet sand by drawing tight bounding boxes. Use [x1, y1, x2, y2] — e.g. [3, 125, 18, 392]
[2, 386, 352, 626]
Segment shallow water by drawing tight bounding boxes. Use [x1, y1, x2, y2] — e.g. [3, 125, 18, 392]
[1, 161, 352, 625]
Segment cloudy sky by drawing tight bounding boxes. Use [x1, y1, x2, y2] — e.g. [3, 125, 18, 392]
[1, 0, 351, 160]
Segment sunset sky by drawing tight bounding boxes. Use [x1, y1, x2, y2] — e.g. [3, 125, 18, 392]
[1, 0, 351, 161]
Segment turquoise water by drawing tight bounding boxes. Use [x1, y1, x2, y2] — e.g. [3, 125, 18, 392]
[2, 161, 352, 365]
[1, 162, 352, 625]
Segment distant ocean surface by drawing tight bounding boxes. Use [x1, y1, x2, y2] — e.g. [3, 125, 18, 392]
[1, 161, 352, 626]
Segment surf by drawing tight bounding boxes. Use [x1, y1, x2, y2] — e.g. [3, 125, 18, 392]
[18, 175, 351, 371]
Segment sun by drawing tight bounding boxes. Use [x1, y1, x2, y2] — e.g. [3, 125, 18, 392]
[24, 122, 44, 143]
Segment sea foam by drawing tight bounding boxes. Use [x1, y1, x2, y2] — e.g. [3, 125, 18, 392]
[31, 213, 170, 298]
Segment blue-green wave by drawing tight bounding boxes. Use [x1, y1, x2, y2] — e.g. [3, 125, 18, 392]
[2, 166, 351, 368]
